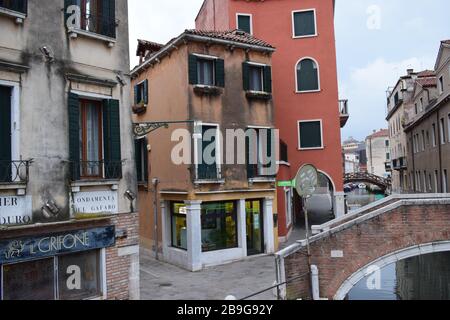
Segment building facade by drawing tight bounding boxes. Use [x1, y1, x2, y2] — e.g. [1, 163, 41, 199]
[0, 0, 139, 300]
[131, 30, 277, 271]
[404, 41, 450, 194]
[365, 129, 390, 179]
[195, 0, 348, 241]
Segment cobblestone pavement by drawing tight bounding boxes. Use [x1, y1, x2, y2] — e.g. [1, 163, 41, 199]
[140, 228, 306, 300]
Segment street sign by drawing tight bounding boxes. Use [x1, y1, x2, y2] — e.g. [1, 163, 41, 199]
[295, 164, 318, 197]
[277, 180, 295, 187]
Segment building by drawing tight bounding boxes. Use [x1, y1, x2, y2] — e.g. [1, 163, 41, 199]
[131, 30, 277, 271]
[386, 69, 435, 193]
[404, 40, 450, 194]
[366, 129, 390, 179]
[0, 0, 139, 300]
[342, 137, 366, 174]
[195, 0, 348, 242]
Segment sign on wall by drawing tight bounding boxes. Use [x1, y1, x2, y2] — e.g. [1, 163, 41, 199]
[0, 226, 116, 265]
[0, 196, 32, 226]
[72, 191, 119, 215]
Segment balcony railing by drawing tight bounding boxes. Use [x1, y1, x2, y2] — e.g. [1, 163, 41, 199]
[0, 0, 27, 15]
[70, 160, 123, 181]
[392, 157, 407, 171]
[197, 164, 220, 181]
[339, 99, 350, 128]
[78, 12, 116, 38]
[0, 160, 31, 184]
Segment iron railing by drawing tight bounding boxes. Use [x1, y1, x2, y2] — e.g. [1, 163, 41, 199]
[70, 160, 123, 181]
[79, 12, 116, 38]
[0, 160, 31, 184]
[0, 0, 27, 14]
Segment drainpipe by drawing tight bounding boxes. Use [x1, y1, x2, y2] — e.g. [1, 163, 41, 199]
[311, 265, 320, 300]
[152, 178, 160, 260]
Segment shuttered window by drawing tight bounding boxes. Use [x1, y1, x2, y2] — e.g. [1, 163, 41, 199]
[0, 0, 27, 14]
[135, 138, 149, 183]
[197, 125, 219, 180]
[0, 86, 12, 183]
[134, 80, 148, 105]
[246, 128, 276, 179]
[293, 10, 316, 37]
[237, 14, 252, 34]
[103, 99, 122, 179]
[243, 62, 272, 93]
[298, 121, 323, 149]
[188, 54, 225, 87]
[296, 58, 319, 92]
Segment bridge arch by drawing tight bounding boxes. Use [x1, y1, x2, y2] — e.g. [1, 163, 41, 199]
[334, 241, 450, 300]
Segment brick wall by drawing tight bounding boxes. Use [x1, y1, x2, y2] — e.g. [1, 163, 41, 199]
[285, 203, 450, 300]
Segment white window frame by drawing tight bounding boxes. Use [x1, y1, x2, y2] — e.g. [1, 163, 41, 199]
[193, 54, 217, 87]
[135, 79, 147, 106]
[193, 122, 223, 182]
[292, 9, 318, 39]
[247, 62, 266, 93]
[295, 57, 321, 93]
[297, 119, 324, 151]
[236, 13, 253, 35]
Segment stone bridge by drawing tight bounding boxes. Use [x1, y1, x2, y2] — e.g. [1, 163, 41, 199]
[344, 172, 391, 192]
[275, 194, 450, 300]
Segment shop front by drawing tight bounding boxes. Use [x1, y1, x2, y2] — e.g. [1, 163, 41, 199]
[0, 226, 115, 300]
[162, 197, 274, 271]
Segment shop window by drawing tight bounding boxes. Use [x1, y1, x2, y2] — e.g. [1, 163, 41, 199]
[171, 203, 188, 250]
[201, 202, 238, 252]
[237, 14, 252, 34]
[296, 58, 319, 92]
[292, 9, 317, 38]
[298, 120, 323, 150]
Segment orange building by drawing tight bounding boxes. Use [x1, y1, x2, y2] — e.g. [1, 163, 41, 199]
[196, 0, 348, 241]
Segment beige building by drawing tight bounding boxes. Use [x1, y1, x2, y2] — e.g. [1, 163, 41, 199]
[366, 129, 390, 178]
[405, 40, 450, 194]
[131, 30, 278, 271]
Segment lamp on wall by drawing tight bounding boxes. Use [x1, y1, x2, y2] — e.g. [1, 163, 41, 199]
[41, 200, 60, 219]
[39, 46, 55, 62]
[124, 190, 136, 212]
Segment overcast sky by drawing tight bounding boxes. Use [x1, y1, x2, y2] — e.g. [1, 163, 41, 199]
[128, 0, 450, 141]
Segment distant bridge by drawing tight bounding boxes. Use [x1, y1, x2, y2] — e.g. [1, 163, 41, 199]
[344, 172, 391, 192]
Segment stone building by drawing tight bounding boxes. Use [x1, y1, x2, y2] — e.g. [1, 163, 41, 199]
[404, 40, 450, 193]
[0, 0, 139, 300]
[131, 30, 277, 271]
[365, 129, 390, 179]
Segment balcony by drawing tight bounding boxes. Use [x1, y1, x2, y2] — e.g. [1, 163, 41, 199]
[0, 160, 31, 194]
[70, 160, 123, 182]
[392, 157, 407, 171]
[0, 0, 27, 23]
[339, 100, 350, 128]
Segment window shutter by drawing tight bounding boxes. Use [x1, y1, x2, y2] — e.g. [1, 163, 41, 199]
[294, 11, 316, 37]
[134, 139, 142, 182]
[68, 92, 80, 181]
[264, 66, 272, 93]
[103, 99, 122, 179]
[188, 54, 198, 85]
[143, 137, 149, 182]
[0, 86, 12, 182]
[215, 59, 225, 87]
[134, 84, 138, 105]
[242, 62, 250, 91]
[101, 0, 116, 38]
[298, 59, 319, 92]
[17, 0, 27, 14]
[143, 79, 149, 104]
[299, 121, 322, 149]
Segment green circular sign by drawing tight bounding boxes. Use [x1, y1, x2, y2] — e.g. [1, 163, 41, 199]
[295, 164, 319, 197]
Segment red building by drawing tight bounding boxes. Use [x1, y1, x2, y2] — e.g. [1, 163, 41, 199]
[196, 0, 347, 241]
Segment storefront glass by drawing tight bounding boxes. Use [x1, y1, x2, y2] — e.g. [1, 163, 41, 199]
[246, 200, 264, 256]
[201, 201, 238, 252]
[171, 203, 188, 250]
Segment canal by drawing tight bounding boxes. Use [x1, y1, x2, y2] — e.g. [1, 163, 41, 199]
[344, 188, 450, 300]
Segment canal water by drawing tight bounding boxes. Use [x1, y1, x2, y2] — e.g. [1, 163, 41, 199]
[344, 188, 450, 300]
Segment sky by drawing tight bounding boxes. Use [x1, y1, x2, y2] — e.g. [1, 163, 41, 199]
[128, 0, 450, 141]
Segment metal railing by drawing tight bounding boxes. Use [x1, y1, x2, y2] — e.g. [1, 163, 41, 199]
[70, 160, 123, 181]
[0, 160, 32, 184]
[79, 12, 116, 38]
[0, 0, 27, 14]
[197, 164, 220, 181]
[339, 99, 349, 116]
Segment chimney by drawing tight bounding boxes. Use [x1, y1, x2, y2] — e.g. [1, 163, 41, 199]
[407, 69, 414, 75]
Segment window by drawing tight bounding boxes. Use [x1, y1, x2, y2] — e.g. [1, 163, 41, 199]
[296, 58, 319, 92]
[188, 54, 224, 87]
[196, 125, 220, 180]
[421, 130, 425, 151]
[385, 140, 390, 147]
[428, 174, 432, 192]
[298, 120, 323, 150]
[439, 76, 444, 94]
[68, 93, 122, 181]
[0, 0, 27, 15]
[171, 203, 188, 250]
[134, 80, 148, 106]
[76, 0, 116, 38]
[443, 170, 448, 193]
[440, 118, 446, 144]
[242, 62, 272, 93]
[435, 170, 439, 192]
[292, 9, 317, 38]
[236, 14, 252, 34]
[135, 138, 148, 184]
[394, 92, 399, 105]
[432, 124, 437, 147]
[0, 85, 12, 183]
[423, 171, 427, 193]
[419, 98, 424, 112]
[1, 251, 103, 300]
[246, 128, 276, 179]
[79, 99, 103, 178]
[201, 201, 238, 252]
[386, 153, 390, 161]
[415, 103, 418, 114]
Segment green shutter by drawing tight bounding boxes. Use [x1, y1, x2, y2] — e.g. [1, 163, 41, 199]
[143, 137, 149, 182]
[215, 59, 225, 87]
[237, 15, 251, 34]
[293, 11, 316, 37]
[143, 79, 149, 104]
[299, 121, 322, 149]
[264, 66, 272, 93]
[103, 99, 122, 179]
[0, 86, 12, 182]
[68, 92, 80, 181]
[188, 54, 198, 85]
[242, 62, 250, 91]
[100, 0, 116, 38]
[134, 139, 142, 182]
[298, 59, 319, 92]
